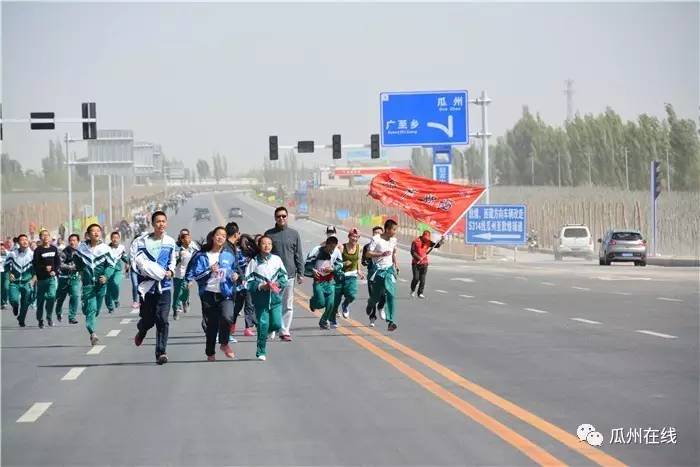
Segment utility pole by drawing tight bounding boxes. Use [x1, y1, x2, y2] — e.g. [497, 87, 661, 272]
[558, 153, 561, 188]
[624, 147, 629, 191]
[666, 148, 671, 192]
[531, 155, 535, 185]
[564, 79, 575, 123]
[587, 151, 592, 185]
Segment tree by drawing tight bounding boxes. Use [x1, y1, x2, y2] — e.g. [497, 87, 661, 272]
[666, 104, 700, 191]
[196, 159, 211, 181]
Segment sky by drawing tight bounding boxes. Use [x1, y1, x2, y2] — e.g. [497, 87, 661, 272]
[1, 1, 698, 173]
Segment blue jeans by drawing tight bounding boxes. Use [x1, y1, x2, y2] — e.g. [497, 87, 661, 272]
[130, 270, 139, 303]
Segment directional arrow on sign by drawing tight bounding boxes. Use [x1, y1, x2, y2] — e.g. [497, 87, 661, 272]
[427, 115, 454, 137]
[473, 233, 521, 241]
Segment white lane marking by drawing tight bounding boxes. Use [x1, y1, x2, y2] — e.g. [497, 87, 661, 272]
[86, 345, 106, 355]
[515, 276, 528, 281]
[572, 286, 591, 291]
[130, 309, 139, 314]
[524, 307, 549, 314]
[488, 300, 506, 305]
[571, 318, 601, 325]
[398, 278, 408, 283]
[435, 289, 448, 294]
[657, 297, 683, 303]
[613, 292, 632, 296]
[636, 330, 678, 339]
[17, 402, 52, 423]
[61, 367, 86, 381]
[459, 294, 474, 299]
[541, 282, 556, 286]
[450, 278, 474, 283]
[106, 329, 121, 337]
[120, 318, 133, 324]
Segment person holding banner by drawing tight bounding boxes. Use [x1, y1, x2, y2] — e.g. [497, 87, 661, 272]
[362, 225, 386, 326]
[365, 219, 400, 332]
[410, 231, 443, 299]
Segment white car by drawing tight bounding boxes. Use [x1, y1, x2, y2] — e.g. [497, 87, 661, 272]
[553, 224, 595, 261]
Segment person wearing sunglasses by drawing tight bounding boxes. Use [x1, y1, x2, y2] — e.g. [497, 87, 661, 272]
[263, 206, 304, 342]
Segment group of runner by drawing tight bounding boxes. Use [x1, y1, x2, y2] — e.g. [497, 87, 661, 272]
[1, 201, 424, 364]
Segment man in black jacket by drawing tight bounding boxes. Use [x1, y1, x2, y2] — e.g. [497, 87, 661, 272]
[32, 229, 61, 328]
[56, 234, 81, 324]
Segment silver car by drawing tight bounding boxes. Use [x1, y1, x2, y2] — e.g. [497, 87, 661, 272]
[598, 229, 647, 266]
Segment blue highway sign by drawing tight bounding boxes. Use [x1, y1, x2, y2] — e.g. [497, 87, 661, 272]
[466, 204, 527, 245]
[380, 90, 469, 147]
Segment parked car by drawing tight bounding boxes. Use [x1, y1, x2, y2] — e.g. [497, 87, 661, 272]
[598, 229, 647, 266]
[194, 208, 211, 221]
[553, 224, 594, 261]
[228, 207, 243, 218]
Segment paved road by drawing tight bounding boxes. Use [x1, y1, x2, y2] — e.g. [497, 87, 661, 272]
[2, 190, 698, 466]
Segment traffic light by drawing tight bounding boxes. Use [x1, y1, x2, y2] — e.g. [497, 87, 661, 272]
[370, 134, 380, 159]
[297, 140, 315, 153]
[332, 134, 341, 159]
[269, 136, 279, 160]
[652, 160, 662, 200]
[82, 102, 97, 139]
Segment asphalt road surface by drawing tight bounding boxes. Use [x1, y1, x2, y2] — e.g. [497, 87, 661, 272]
[2, 190, 698, 466]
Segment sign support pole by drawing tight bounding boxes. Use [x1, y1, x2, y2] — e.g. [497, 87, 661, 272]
[65, 133, 72, 234]
[91, 175, 95, 218]
[108, 175, 113, 229]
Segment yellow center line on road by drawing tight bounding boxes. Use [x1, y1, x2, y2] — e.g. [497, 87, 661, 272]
[292, 294, 565, 467]
[294, 289, 625, 467]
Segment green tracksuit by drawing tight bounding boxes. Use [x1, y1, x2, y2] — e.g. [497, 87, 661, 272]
[332, 243, 361, 315]
[104, 244, 128, 313]
[73, 241, 111, 335]
[246, 253, 288, 358]
[304, 244, 343, 327]
[6, 248, 35, 326]
[56, 246, 81, 321]
[367, 266, 397, 324]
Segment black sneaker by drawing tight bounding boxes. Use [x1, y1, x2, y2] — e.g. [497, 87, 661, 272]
[56, 316, 62, 323]
[69, 318, 78, 324]
[319, 322, 330, 330]
[12, 308, 19, 317]
[157, 354, 168, 365]
[38, 321, 44, 329]
[47, 319, 53, 327]
[18, 321, 26, 328]
[387, 322, 398, 332]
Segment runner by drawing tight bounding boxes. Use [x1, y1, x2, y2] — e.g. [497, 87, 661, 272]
[222, 222, 241, 341]
[172, 228, 199, 320]
[56, 234, 81, 324]
[6, 234, 35, 327]
[333, 228, 364, 320]
[264, 206, 304, 342]
[365, 219, 400, 331]
[362, 225, 386, 326]
[233, 233, 258, 337]
[131, 211, 177, 365]
[105, 231, 129, 314]
[185, 227, 239, 361]
[245, 235, 287, 361]
[0, 243, 8, 310]
[32, 229, 61, 327]
[73, 224, 111, 345]
[410, 230, 443, 299]
[304, 236, 343, 329]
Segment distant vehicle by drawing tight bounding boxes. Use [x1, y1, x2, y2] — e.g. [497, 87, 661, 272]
[194, 208, 211, 221]
[228, 207, 243, 218]
[295, 190, 309, 219]
[553, 224, 594, 261]
[598, 230, 647, 266]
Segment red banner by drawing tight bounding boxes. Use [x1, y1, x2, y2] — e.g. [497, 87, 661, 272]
[368, 170, 485, 235]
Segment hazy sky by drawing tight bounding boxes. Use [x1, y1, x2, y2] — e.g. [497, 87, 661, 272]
[2, 1, 698, 173]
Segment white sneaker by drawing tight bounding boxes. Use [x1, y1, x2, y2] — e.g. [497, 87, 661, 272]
[257, 355, 266, 361]
[379, 307, 386, 320]
[341, 311, 349, 319]
[410, 290, 416, 298]
[268, 331, 276, 340]
[418, 294, 425, 299]
[369, 318, 376, 327]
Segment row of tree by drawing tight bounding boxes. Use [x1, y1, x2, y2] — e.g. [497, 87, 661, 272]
[411, 104, 700, 191]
